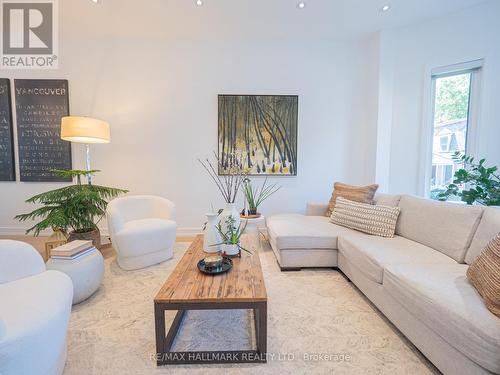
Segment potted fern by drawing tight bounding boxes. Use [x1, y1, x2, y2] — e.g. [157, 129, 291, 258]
[15, 169, 127, 248]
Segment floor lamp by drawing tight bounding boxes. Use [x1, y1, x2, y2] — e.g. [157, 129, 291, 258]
[61, 116, 111, 184]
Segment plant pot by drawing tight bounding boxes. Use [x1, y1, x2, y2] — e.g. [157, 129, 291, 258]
[222, 243, 240, 257]
[68, 228, 101, 249]
[203, 213, 222, 253]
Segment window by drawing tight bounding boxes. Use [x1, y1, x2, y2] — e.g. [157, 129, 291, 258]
[426, 60, 482, 200]
[439, 135, 450, 152]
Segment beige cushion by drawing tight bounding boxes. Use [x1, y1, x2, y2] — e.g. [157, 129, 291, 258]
[374, 193, 401, 207]
[466, 207, 500, 264]
[338, 234, 456, 284]
[266, 214, 358, 250]
[330, 197, 400, 238]
[467, 234, 500, 317]
[384, 263, 500, 374]
[396, 195, 484, 263]
[326, 182, 379, 217]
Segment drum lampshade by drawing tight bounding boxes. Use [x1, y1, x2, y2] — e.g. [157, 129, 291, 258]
[61, 116, 110, 144]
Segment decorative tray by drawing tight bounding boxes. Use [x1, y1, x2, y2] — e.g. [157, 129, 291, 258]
[197, 256, 233, 275]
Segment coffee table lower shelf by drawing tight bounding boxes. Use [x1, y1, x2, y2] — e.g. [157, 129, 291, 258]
[154, 301, 267, 365]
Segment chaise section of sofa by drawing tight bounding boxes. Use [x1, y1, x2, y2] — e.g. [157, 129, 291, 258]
[266, 193, 402, 270]
[266, 213, 358, 270]
[266, 194, 500, 375]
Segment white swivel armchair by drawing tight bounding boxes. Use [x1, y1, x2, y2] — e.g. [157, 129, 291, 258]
[106, 195, 177, 270]
[0, 240, 73, 375]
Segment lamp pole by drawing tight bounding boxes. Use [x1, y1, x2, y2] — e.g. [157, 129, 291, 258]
[85, 144, 92, 184]
[60, 116, 110, 185]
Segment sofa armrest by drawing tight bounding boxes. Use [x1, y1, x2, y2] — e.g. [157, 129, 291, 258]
[106, 203, 126, 238]
[306, 203, 329, 216]
[157, 198, 176, 221]
[0, 240, 45, 284]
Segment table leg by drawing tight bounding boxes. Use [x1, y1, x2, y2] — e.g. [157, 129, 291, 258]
[165, 310, 186, 351]
[154, 303, 166, 365]
[255, 302, 267, 360]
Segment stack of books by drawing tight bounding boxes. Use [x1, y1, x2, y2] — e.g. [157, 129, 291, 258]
[50, 240, 96, 260]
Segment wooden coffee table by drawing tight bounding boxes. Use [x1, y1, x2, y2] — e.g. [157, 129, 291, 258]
[154, 235, 268, 365]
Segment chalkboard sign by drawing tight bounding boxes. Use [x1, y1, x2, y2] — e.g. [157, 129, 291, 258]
[15, 79, 72, 182]
[0, 79, 15, 181]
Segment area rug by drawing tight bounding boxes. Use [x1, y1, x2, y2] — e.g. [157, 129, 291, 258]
[64, 241, 439, 374]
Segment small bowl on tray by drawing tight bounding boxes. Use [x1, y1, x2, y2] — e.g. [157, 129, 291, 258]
[198, 255, 233, 275]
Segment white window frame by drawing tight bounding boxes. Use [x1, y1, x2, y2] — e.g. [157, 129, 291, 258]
[419, 59, 483, 197]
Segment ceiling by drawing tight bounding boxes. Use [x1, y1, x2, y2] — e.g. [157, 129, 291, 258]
[67, 0, 490, 41]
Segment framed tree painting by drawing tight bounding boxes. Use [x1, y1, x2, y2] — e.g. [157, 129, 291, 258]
[218, 95, 298, 176]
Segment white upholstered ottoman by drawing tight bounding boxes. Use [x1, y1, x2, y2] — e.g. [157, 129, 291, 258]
[46, 249, 104, 304]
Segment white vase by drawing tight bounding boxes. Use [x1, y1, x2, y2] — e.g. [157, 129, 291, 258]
[203, 213, 222, 253]
[219, 202, 241, 236]
[222, 243, 240, 257]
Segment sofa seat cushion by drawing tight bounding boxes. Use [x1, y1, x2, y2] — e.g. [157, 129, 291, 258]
[338, 235, 456, 284]
[384, 264, 500, 373]
[115, 218, 176, 257]
[266, 214, 358, 250]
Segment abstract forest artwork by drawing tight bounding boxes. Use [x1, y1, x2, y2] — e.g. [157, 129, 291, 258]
[218, 95, 298, 175]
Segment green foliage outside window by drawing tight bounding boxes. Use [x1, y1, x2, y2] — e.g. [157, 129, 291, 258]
[434, 73, 470, 123]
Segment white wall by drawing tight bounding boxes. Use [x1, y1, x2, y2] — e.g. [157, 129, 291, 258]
[5, 1, 497, 235]
[376, 1, 500, 195]
[0, 2, 378, 234]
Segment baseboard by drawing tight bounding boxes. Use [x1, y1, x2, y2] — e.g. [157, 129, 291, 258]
[176, 227, 203, 236]
[0, 226, 202, 238]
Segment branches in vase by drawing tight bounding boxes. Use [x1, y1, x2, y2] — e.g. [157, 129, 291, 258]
[198, 151, 248, 203]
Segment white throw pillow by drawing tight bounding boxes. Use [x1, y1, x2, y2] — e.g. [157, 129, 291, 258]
[330, 197, 400, 238]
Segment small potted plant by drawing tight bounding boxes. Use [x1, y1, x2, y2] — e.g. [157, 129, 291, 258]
[241, 177, 281, 217]
[15, 169, 127, 248]
[215, 216, 250, 257]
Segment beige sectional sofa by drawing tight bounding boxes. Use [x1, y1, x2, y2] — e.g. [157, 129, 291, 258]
[266, 194, 500, 375]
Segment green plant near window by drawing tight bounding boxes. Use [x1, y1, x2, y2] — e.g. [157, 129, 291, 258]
[15, 169, 128, 237]
[241, 177, 281, 215]
[438, 152, 500, 206]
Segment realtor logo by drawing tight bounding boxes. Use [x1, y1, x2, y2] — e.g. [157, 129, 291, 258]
[1, 0, 58, 69]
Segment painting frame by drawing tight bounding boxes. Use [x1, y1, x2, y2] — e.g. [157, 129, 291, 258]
[218, 94, 298, 176]
[0, 78, 16, 181]
[15, 79, 72, 182]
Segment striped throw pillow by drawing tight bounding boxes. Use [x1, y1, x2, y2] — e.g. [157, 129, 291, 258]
[330, 197, 400, 238]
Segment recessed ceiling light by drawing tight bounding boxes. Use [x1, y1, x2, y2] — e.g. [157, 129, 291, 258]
[381, 4, 391, 12]
[195, 0, 204, 6]
[90, 0, 100, 3]
[297, 2, 306, 9]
